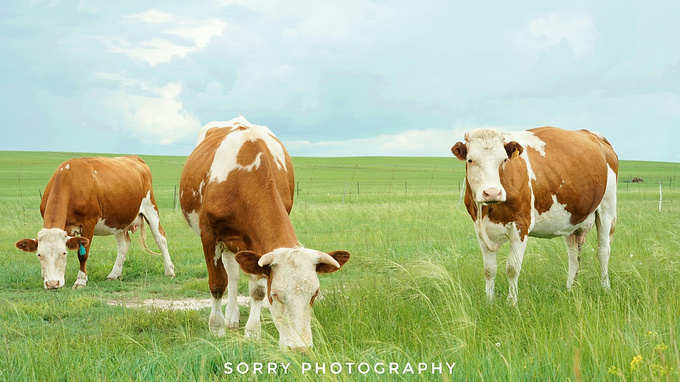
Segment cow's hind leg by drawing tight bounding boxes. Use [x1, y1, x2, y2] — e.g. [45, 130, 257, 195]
[245, 274, 267, 338]
[595, 208, 616, 290]
[565, 228, 589, 290]
[140, 193, 175, 277]
[221, 248, 241, 330]
[107, 231, 131, 280]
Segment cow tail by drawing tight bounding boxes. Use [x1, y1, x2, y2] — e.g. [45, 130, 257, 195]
[138, 220, 161, 256]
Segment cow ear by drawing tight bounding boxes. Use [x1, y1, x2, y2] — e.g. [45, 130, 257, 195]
[16, 239, 38, 253]
[66, 237, 89, 251]
[504, 141, 523, 159]
[235, 251, 270, 276]
[317, 250, 350, 274]
[451, 142, 467, 160]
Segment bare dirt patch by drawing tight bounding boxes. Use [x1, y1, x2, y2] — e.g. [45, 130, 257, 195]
[107, 296, 251, 311]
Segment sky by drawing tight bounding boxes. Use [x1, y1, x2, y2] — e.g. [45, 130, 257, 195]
[1, 0, 679, 161]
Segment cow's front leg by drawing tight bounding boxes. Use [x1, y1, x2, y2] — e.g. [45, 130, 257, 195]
[506, 234, 528, 305]
[201, 232, 228, 336]
[73, 241, 90, 289]
[221, 250, 241, 330]
[478, 244, 498, 301]
[245, 274, 267, 338]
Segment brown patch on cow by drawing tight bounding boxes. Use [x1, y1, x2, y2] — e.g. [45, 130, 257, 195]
[507, 266, 517, 279]
[528, 128, 617, 225]
[251, 284, 266, 301]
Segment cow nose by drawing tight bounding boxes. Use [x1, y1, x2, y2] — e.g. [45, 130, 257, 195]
[482, 188, 503, 203]
[45, 280, 61, 289]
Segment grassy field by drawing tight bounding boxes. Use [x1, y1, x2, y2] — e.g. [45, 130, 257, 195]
[0, 150, 678, 381]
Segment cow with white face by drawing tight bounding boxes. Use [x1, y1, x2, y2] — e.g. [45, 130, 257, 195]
[16, 156, 175, 289]
[180, 116, 350, 351]
[451, 127, 618, 304]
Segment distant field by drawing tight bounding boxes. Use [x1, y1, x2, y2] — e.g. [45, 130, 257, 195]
[0, 151, 678, 381]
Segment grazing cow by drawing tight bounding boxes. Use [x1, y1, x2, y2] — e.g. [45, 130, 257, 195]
[15, 156, 175, 289]
[451, 127, 618, 303]
[179, 116, 350, 351]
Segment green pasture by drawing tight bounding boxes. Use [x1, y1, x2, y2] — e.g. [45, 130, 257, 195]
[0, 150, 679, 381]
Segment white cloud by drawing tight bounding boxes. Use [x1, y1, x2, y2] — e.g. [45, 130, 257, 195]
[126, 10, 176, 24]
[95, 77, 201, 145]
[528, 13, 598, 59]
[111, 12, 226, 66]
[284, 127, 480, 157]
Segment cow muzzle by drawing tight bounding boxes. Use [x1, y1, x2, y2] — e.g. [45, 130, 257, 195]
[482, 187, 505, 203]
[44, 279, 63, 289]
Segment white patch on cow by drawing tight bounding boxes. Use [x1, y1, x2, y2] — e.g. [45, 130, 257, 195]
[475, 215, 510, 252]
[504, 130, 547, 157]
[198, 116, 287, 184]
[73, 270, 88, 289]
[530, 195, 594, 238]
[186, 210, 201, 235]
[65, 164, 70, 170]
[208, 130, 285, 184]
[94, 219, 124, 236]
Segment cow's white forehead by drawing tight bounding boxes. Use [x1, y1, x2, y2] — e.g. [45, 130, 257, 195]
[465, 128, 506, 156]
[268, 247, 320, 269]
[37, 228, 67, 243]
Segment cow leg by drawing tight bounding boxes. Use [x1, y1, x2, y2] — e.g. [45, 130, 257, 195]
[565, 234, 582, 290]
[221, 249, 241, 330]
[201, 233, 228, 336]
[245, 274, 267, 338]
[506, 235, 528, 305]
[595, 209, 616, 290]
[478, 243, 498, 301]
[107, 231, 131, 280]
[140, 197, 175, 277]
[73, 233, 93, 289]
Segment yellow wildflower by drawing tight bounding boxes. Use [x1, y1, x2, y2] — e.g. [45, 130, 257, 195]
[630, 355, 643, 371]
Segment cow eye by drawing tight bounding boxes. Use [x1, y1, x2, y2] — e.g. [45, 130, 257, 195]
[467, 159, 473, 163]
[271, 292, 279, 301]
[63, 252, 67, 256]
[310, 290, 320, 306]
[503, 158, 508, 163]
[37, 253, 42, 258]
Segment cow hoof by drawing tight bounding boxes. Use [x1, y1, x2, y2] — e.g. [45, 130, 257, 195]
[209, 326, 226, 337]
[165, 271, 176, 278]
[106, 274, 120, 281]
[72, 283, 86, 290]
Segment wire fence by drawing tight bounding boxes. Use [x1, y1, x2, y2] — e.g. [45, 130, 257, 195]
[2, 162, 678, 256]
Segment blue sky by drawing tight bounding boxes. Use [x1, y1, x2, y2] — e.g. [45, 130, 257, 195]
[1, 0, 679, 161]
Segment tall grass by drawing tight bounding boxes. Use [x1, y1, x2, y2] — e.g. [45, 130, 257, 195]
[0, 151, 678, 380]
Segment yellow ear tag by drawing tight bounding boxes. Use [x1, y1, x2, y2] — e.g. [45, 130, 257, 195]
[510, 150, 520, 160]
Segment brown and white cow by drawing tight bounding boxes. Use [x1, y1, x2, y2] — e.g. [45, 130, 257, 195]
[16, 156, 175, 289]
[451, 127, 618, 304]
[179, 116, 350, 351]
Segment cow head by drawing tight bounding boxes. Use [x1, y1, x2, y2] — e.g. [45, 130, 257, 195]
[235, 247, 350, 351]
[15, 228, 89, 289]
[452, 128, 523, 204]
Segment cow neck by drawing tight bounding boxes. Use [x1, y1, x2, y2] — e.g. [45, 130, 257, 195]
[247, 207, 298, 254]
[41, 187, 71, 230]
